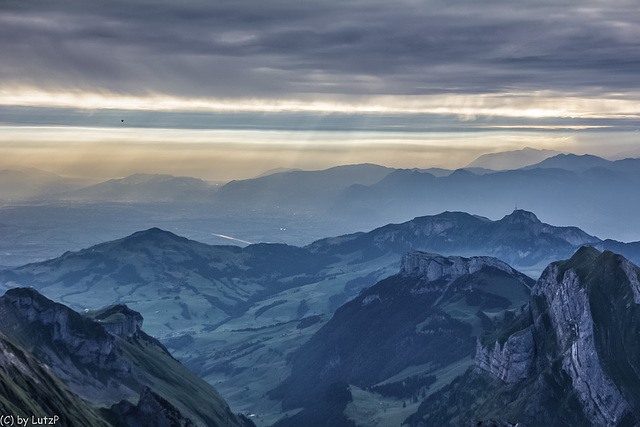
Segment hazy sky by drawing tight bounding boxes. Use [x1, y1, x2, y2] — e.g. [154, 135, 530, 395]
[1, 0, 639, 180]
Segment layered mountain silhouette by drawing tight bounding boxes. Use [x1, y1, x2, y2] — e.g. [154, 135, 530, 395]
[409, 247, 640, 426]
[0, 167, 87, 201]
[309, 209, 610, 275]
[4, 209, 635, 337]
[214, 163, 394, 212]
[0, 287, 252, 426]
[4, 154, 640, 271]
[466, 147, 562, 170]
[58, 173, 218, 203]
[330, 155, 640, 241]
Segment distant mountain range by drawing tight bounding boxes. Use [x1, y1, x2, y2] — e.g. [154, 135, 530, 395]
[0, 167, 88, 201]
[309, 209, 609, 276]
[0, 287, 252, 427]
[213, 163, 394, 212]
[331, 155, 640, 241]
[466, 147, 563, 170]
[58, 173, 218, 203]
[3, 151, 640, 264]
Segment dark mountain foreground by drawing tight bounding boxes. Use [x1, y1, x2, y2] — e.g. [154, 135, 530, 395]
[408, 247, 640, 426]
[0, 287, 253, 427]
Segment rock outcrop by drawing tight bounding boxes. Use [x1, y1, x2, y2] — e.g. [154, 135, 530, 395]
[0, 288, 119, 370]
[112, 387, 196, 427]
[474, 327, 535, 384]
[400, 252, 520, 282]
[89, 304, 143, 338]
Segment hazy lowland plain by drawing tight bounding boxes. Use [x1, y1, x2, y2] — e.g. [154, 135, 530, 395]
[4, 148, 640, 426]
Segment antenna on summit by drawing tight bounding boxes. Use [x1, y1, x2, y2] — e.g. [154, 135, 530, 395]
[514, 203, 518, 211]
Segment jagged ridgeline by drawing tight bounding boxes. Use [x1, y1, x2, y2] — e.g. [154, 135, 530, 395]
[409, 247, 640, 426]
[270, 252, 533, 426]
[0, 288, 253, 427]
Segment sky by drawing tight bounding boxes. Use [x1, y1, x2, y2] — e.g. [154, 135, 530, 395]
[1, 0, 639, 181]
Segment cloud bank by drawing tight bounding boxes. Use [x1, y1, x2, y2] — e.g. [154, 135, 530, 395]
[2, 0, 639, 106]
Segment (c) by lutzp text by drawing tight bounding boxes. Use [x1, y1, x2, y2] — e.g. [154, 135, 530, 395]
[0, 415, 60, 426]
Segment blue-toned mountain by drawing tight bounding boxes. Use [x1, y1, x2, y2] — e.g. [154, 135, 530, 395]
[310, 209, 604, 276]
[271, 252, 532, 426]
[409, 247, 640, 426]
[332, 155, 640, 241]
[58, 173, 218, 203]
[215, 163, 394, 212]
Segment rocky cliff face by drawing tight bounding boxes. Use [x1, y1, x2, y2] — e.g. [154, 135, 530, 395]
[87, 304, 143, 338]
[531, 261, 631, 424]
[470, 247, 640, 426]
[0, 287, 250, 427]
[474, 328, 535, 384]
[400, 252, 522, 283]
[0, 288, 120, 372]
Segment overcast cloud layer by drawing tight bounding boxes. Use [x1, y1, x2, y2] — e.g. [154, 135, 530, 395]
[2, 1, 639, 179]
[2, 0, 639, 101]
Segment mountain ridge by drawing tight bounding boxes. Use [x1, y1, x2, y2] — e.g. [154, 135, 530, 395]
[409, 247, 640, 426]
[0, 287, 252, 426]
[3, 210, 640, 423]
[271, 251, 533, 425]
[466, 147, 562, 170]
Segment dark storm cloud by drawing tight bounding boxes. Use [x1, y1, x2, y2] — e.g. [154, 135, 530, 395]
[1, 0, 639, 99]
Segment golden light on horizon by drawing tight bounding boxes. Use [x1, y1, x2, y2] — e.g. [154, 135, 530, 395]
[2, 86, 640, 120]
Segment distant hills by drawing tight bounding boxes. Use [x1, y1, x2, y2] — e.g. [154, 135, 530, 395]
[214, 163, 394, 212]
[3, 152, 640, 260]
[310, 209, 609, 276]
[466, 147, 562, 170]
[58, 173, 218, 203]
[0, 167, 88, 201]
[331, 155, 640, 241]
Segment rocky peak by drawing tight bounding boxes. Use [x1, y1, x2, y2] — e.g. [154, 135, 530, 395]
[86, 304, 143, 338]
[400, 251, 516, 282]
[476, 247, 639, 425]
